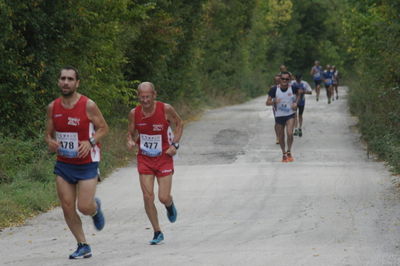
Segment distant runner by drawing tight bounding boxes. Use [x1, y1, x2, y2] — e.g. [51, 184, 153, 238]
[45, 66, 109, 259]
[266, 72, 300, 162]
[323, 64, 334, 104]
[127, 82, 183, 245]
[291, 74, 312, 137]
[310, 60, 323, 101]
[332, 65, 340, 100]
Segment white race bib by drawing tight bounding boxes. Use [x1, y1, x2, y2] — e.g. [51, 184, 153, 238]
[56, 132, 79, 158]
[140, 134, 162, 157]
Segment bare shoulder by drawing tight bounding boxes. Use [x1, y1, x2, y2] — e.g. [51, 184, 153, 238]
[47, 101, 55, 115]
[129, 107, 137, 116]
[86, 98, 98, 110]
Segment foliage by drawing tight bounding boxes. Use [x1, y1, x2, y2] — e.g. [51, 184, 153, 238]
[1, 0, 400, 228]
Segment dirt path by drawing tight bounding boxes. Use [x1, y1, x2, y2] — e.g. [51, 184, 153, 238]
[1, 87, 399, 266]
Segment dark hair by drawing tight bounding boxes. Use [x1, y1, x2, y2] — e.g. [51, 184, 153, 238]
[280, 71, 290, 77]
[59, 66, 80, 80]
[295, 73, 302, 79]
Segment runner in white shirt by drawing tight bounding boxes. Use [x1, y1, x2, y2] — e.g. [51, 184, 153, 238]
[266, 72, 300, 162]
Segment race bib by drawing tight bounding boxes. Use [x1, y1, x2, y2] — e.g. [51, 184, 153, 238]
[277, 102, 291, 113]
[140, 134, 162, 157]
[56, 132, 79, 158]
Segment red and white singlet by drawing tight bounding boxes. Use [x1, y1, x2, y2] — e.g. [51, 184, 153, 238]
[134, 101, 173, 157]
[52, 95, 100, 164]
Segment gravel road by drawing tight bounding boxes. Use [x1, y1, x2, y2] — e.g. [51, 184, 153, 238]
[1, 87, 400, 266]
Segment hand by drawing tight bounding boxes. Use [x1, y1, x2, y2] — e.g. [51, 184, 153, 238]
[78, 140, 92, 158]
[291, 102, 298, 110]
[127, 140, 136, 151]
[48, 139, 60, 153]
[275, 98, 281, 104]
[165, 145, 177, 157]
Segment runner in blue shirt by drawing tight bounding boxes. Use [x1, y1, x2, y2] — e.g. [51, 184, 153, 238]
[310, 60, 323, 101]
[323, 64, 334, 104]
[291, 74, 312, 137]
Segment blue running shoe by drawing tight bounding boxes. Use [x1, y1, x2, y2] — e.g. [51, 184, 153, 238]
[69, 243, 92, 259]
[166, 202, 177, 223]
[150, 231, 164, 245]
[92, 198, 105, 231]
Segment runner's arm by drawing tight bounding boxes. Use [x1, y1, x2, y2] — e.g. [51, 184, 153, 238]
[304, 81, 312, 94]
[81, 100, 109, 158]
[44, 101, 59, 153]
[165, 104, 183, 156]
[266, 87, 278, 106]
[127, 108, 138, 150]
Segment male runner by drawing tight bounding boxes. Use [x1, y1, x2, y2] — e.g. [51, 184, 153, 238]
[291, 74, 312, 137]
[127, 82, 183, 245]
[266, 72, 300, 162]
[45, 66, 109, 259]
[332, 65, 339, 100]
[310, 60, 323, 101]
[270, 74, 281, 144]
[323, 64, 334, 104]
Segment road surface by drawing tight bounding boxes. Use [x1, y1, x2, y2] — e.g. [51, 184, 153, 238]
[1, 87, 400, 266]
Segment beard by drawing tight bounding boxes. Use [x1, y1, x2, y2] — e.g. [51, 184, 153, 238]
[61, 88, 75, 97]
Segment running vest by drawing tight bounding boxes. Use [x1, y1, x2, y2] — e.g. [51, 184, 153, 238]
[275, 86, 296, 117]
[134, 101, 173, 157]
[52, 95, 100, 164]
[323, 70, 333, 85]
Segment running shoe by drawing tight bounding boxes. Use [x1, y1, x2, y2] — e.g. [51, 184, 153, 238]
[298, 128, 302, 137]
[316, 97, 319, 101]
[328, 99, 331, 104]
[287, 152, 294, 162]
[92, 198, 105, 231]
[336, 95, 339, 100]
[282, 154, 289, 163]
[69, 243, 92, 259]
[294, 128, 299, 136]
[166, 201, 177, 223]
[150, 231, 164, 245]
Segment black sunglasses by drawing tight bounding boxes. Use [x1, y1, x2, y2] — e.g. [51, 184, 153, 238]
[281, 78, 290, 81]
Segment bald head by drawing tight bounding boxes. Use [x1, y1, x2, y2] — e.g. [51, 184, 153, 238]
[137, 82, 155, 94]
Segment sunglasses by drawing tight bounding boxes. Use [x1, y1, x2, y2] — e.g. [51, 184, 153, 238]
[281, 78, 290, 81]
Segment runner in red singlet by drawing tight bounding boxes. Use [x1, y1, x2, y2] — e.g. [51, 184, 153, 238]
[127, 82, 183, 245]
[45, 66, 109, 259]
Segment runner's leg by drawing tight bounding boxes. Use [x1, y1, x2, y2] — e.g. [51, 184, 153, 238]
[56, 176, 86, 243]
[277, 123, 286, 154]
[139, 174, 161, 232]
[76, 178, 98, 216]
[157, 174, 173, 207]
[286, 117, 295, 152]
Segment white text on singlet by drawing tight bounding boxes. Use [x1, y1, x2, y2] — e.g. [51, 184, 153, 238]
[56, 132, 79, 158]
[140, 134, 162, 157]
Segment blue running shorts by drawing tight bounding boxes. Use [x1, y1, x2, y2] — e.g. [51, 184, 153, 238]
[54, 161, 99, 184]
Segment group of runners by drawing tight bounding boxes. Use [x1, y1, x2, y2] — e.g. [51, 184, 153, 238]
[45, 67, 182, 259]
[266, 62, 340, 162]
[44, 62, 340, 260]
[310, 60, 340, 104]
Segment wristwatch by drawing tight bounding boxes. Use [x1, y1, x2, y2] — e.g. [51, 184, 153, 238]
[89, 137, 96, 147]
[171, 142, 179, 150]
